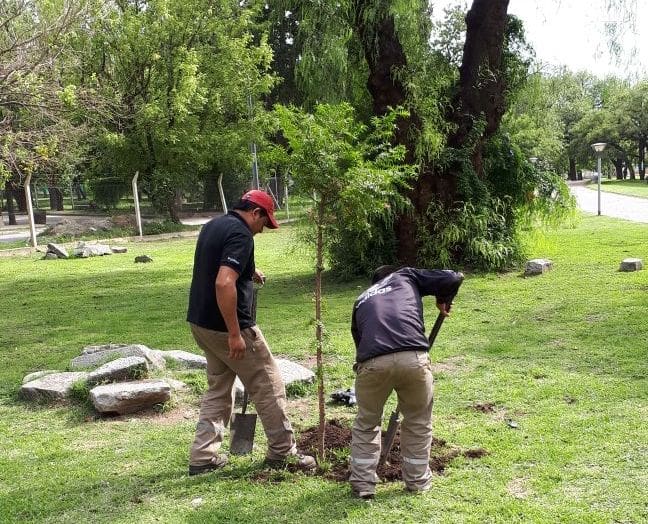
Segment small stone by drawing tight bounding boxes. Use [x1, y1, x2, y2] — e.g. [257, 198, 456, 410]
[191, 497, 204, 508]
[44, 252, 59, 260]
[111, 246, 128, 254]
[619, 258, 643, 272]
[524, 259, 552, 276]
[135, 255, 153, 263]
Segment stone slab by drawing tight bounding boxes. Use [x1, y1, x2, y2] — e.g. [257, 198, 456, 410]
[157, 350, 207, 369]
[47, 243, 68, 259]
[20, 372, 89, 402]
[111, 246, 128, 254]
[90, 380, 171, 414]
[22, 370, 59, 384]
[70, 344, 165, 371]
[87, 356, 149, 386]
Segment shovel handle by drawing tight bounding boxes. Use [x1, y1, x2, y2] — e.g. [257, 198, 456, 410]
[242, 389, 249, 415]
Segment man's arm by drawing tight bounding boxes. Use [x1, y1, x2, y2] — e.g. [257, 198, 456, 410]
[215, 266, 246, 360]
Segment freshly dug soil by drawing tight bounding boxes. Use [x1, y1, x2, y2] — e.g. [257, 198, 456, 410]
[291, 419, 487, 483]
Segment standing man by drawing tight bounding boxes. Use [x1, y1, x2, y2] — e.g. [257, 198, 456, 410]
[187, 189, 315, 475]
[349, 266, 463, 498]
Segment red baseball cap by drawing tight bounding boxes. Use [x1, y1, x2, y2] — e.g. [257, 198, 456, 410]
[241, 189, 279, 229]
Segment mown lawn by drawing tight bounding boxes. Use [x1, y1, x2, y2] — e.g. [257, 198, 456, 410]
[1, 216, 646, 523]
[586, 178, 648, 198]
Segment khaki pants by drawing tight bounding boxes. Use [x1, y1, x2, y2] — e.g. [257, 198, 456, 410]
[189, 323, 297, 465]
[350, 350, 434, 493]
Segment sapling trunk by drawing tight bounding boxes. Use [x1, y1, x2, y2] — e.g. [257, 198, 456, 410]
[315, 198, 326, 460]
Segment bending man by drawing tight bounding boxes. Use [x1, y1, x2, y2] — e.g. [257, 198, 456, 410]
[349, 266, 463, 498]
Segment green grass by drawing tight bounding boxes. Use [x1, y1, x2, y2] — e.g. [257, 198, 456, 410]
[586, 178, 648, 198]
[1, 216, 647, 523]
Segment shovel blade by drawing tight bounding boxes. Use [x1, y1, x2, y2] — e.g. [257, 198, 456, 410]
[230, 413, 257, 455]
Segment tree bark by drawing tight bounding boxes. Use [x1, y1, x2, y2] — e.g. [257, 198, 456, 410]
[4, 181, 16, 225]
[568, 158, 577, 181]
[202, 174, 219, 210]
[48, 186, 64, 210]
[639, 137, 645, 180]
[612, 158, 624, 179]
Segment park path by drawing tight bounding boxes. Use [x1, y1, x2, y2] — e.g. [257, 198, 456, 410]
[568, 181, 648, 224]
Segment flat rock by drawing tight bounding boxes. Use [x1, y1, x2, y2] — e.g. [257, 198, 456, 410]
[22, 370, 59, 384]
[70, 344, 166, 371]
[90, 380, 171, 414]
[74, 242, 113, 258]
[157, 350, 207, 369]
[20, 372, 89, 402]
[619, 258, 643, 272]
[87, 356, 149, 386]
[111, 246, 128, 254]
[44, 252, 59, 260]
[232, 358, 315, 405]
[524, 259, 553, 276]
[47, 243, 68, 259]
[82, 343, 130, 355]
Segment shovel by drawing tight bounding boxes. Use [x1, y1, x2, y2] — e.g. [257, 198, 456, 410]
[379, 274, 464, 466]
[229, 283, 262, 455]
[230, 389, 256, 454]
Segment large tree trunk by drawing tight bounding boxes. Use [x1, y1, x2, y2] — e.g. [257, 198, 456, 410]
[4, 181, 17, 225]
[48, 186, 64, 210]
[612, 158, 624, 179]
[15, 186, 27, 212]
[639, 137, 645, 180]
[202, 174, 219, 211]
[568, 158, 578, 181]
[351, 0, 510, 264]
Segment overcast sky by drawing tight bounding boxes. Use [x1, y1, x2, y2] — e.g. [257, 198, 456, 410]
[432, 0, 648, 78]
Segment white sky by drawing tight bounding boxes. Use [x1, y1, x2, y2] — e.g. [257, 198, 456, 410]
[432, 0, 648, 79]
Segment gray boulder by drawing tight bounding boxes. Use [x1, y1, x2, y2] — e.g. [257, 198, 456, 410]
[70, 344, 166, 371]
[20, 372, 89, 402]
[87, 356, 149, 386]
[82, 343, 130, 355]
[90, 380, 171, 414]
[620, 258, 643, 272]
[111, 246, 128, 254]
[525, 259, 553, 276]
[73, 242, 113, 258]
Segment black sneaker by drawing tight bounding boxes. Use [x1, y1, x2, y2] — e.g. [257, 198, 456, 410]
[264, 453, 317, 472]
[352, 489, 375, 501]
[188, 455, 228, 476]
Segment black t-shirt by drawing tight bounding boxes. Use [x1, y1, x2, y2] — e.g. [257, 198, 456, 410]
[187, 212, 256, 331]
[351, 268, 463, 363]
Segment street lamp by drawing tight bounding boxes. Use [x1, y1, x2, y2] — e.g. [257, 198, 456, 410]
[591, 142, 607, 216]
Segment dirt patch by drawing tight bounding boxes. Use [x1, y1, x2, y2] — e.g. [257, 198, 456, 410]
[469, 402, 497, 413]
[430, 355, 468, 374]
[43, 217, 114, 236]
[281, 420, 488, 483]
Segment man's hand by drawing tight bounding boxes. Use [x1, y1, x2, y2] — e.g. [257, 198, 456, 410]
[436, 302, 450, 317]
[253, 269, 266, 285]
[228, 333, 246, 360]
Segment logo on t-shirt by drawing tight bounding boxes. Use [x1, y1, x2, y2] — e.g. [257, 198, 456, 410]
[226, 256, 240, 267]
[355, 283, 394, 308]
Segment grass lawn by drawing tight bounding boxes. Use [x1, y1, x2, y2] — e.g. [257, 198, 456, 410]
[586, 179, 648, 198]
[1, 215, 646, 523]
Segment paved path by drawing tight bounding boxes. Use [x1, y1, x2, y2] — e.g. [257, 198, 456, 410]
[569, 182, 648, 223]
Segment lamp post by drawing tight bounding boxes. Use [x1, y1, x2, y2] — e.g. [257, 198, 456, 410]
[591, 142, 607, 216]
